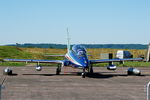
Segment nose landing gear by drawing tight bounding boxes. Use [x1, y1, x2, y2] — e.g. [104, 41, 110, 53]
[81, 68, 86, 78]
[81, 64, 94, 78]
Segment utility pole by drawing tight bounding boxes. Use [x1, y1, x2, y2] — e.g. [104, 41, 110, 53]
[147, 82, 150, 100]
[145, 43, 150, 62]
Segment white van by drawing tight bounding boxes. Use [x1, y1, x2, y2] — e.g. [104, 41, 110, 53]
[116, 50, 133, 59]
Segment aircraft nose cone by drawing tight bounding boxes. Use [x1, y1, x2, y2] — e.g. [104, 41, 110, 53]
[76, 57, 88, 68]
[81, 64, 87, 67]
[80, 60, 88, 68]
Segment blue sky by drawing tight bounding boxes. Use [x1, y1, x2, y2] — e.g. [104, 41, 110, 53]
[0, 0, 149, 45]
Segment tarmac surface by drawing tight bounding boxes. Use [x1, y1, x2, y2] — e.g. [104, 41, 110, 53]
[0, 66, 150, 100]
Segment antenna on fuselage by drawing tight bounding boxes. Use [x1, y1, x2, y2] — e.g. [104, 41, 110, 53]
[67, 28, 71, 52]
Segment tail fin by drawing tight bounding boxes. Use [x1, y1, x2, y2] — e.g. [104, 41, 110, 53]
[67, 28, 71, 52]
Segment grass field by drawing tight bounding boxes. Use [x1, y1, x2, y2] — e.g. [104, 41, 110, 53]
[0, 46, 149, 67]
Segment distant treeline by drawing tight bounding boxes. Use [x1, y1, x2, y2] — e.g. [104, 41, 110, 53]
[7, 43, 148, 49]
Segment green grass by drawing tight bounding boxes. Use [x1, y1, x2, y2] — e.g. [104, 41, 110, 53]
[94, 62, 150, 67]
[0, 62, 26, 66]
[0, 46, 32, 59]
[118, 62, 150, 67]
[0, 46, 65, 66]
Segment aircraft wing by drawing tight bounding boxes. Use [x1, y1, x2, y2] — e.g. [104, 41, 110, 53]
[3, 59, 63, 64]
[90, 58, 143, 64]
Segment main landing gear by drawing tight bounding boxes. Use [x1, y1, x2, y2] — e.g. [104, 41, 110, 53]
[56, 64, 61, 75]
[89, 64, 93, 74]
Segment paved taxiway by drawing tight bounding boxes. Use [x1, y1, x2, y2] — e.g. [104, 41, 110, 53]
[0, 66, 150, 100]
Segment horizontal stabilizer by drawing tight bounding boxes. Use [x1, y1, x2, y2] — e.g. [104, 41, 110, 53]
[44, 55, 65, 57]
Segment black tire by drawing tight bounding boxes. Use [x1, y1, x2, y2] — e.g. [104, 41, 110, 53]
[56, 68, 60, 75]
[8, 70, 12, 75]
[127, 72, 132, 75]
[90, 67, 93, 74]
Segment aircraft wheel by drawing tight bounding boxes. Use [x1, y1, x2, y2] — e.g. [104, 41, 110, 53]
[56, 68, 61, 75]
[81, 69, 86, 78]
[90, 67, 93, 74]
[81, 72, 86, 78]
[89, 64, 93, 74]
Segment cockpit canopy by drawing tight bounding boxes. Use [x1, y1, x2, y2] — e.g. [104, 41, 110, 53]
[72, 45, 87, 57]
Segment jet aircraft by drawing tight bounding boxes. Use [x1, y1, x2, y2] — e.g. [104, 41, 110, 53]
[3, 30, 143, 78]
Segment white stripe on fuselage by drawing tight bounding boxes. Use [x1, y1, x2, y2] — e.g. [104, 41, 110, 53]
[65, 53, 82, 66]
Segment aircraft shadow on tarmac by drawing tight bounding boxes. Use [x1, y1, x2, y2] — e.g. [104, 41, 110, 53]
[21, 72, 146, 79]
[87, 73, 146, 78]
[22, 73, 115, 79]
[22, 74, 54, 76]
[8, 73, 18, 76]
